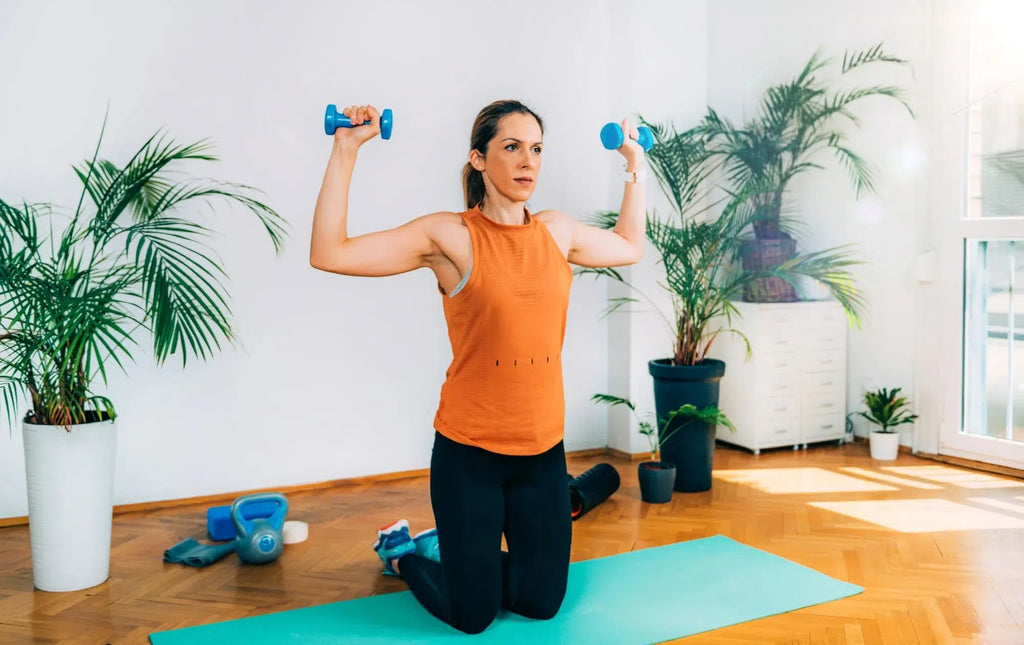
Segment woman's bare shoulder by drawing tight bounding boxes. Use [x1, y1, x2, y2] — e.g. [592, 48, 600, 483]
[414, 210, 462, 224]
[417, 211, 469, 256]
[534, 209, 575, 233]
[533, 209, 575, 254]
[534, 209, 570, 223]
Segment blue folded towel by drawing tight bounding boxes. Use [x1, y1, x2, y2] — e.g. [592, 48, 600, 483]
[164, 537, 236, 567]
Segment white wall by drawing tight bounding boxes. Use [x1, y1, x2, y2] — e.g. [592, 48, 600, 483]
[0, 0, 949, 520]
[605, 2, 709, 454]
[0, 0, 705, 518]
[706, 0, 934, 446]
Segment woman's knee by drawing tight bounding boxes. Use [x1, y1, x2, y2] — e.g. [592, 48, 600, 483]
[512, 583, 567, 620]
[449, 601, 500, 634]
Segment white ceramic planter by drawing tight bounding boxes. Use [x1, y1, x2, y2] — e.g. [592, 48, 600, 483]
[868, 430, 899, 461]
[22, 418, 117, 592]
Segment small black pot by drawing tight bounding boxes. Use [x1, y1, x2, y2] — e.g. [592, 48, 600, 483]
[638, 461, 676, 504]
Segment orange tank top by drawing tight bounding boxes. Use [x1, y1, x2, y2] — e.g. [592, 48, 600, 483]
[433, 206, 573, 455]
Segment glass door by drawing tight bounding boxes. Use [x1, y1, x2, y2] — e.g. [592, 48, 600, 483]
[936, 0, 1024, 469]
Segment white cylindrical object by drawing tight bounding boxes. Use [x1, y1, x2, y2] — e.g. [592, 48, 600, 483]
[869, 430, 900, 461]
[283, 520, 309, 544]
[23, 418, 117, 592]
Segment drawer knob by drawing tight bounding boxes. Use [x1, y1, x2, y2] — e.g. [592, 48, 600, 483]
[822, 403, 834, 408]
[822, 424, 834, 429]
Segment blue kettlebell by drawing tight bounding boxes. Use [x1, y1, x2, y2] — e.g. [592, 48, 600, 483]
[232, 492, 288, 565]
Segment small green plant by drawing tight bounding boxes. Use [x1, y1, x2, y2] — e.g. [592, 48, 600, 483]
[857, 387, 918, 434]
[591, 393, 735, 462]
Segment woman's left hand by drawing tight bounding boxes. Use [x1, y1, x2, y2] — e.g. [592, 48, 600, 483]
[616, 118, 644, 167]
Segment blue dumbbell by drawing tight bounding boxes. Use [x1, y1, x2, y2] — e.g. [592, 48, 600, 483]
[600, 122, 653, 152]
[324, 104, 393, 139]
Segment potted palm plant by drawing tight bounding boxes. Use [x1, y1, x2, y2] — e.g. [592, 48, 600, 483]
[581, 121, 864, 493]
[0, 114, 287, 592]
[701, 43, 915, 302]
[857, 387, 918, 461]
[591, 393, 734, 503]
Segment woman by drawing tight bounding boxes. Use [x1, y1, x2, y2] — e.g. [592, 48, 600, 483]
[310, 99, 645, 634]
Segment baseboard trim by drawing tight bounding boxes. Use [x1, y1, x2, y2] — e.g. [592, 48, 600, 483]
[913, 451, 1024, 480]
[0, 446, 616, 528]
[604, 447, 652, 462]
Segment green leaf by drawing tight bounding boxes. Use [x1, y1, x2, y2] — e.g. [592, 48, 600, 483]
[858, 387, 918, 432]
[591, 393, 636, 411]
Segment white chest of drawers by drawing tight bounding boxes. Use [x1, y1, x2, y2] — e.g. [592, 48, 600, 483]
[708, 300, 848, 454]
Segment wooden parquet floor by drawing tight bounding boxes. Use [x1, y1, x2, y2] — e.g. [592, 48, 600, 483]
[1, 440, 1023, 644]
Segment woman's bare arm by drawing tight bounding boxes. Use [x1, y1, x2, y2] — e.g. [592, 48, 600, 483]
[309, 104, 438, 277]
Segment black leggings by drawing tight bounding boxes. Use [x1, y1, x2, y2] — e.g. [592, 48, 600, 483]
[396, 431, 572, 634]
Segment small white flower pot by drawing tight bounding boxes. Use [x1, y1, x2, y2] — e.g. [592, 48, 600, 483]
[23, 418, 117, 592]
[868, 430, 900, 461]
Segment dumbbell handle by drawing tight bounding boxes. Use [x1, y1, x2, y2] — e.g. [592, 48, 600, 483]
[600, 122, 653, 152]
[324, 104, 394, 140]
[232, 492, 288, 538]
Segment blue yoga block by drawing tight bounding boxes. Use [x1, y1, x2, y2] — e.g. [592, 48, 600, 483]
[207, 500, 279, 541]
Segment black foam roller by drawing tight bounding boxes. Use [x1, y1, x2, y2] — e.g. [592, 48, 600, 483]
[568, 463, 620, 520]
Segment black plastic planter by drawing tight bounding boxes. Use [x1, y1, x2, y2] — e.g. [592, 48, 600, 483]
[638, 461, 676, 503]
[648, 358, 726, 492]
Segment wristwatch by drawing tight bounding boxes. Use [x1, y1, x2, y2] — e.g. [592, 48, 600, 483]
[622, 167, 647, 183]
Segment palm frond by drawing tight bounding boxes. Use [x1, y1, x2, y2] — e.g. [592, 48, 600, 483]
[78, 133, 217, 244]
[765, 246, 868, 324]
[841, 43, 910, 74]
[0, 199, 44, 258]
[124, 217, 232, 365]
[795, 48, 832, 86]
[0, 374, 28, 431]
[829, 142, 877, 196]
[575, 265, 623, 281]
[590, 393, 635, 411]
[583, 210, 621, 231]
[823, 85, 915, 121]
[640, 118, 719, 218]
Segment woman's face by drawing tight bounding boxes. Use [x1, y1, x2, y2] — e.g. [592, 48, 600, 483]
[471, 112, 543, 204]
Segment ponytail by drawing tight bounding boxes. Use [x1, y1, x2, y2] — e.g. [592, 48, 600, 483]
[463, 162, 486, 210]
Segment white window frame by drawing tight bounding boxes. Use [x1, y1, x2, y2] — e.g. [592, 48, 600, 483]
[920, 0, 1024, 470]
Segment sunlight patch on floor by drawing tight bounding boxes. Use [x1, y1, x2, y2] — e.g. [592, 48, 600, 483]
[967, 496, 1024, 515]
[808, 498, 1024, 532]
[880, 466, 1024, 489]
[714, 468, 897, 494]
[837, 467, 944, 490]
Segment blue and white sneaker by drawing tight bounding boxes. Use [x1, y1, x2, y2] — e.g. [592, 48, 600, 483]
[372, 519, 416, 577]
[413, 528, 440, 562]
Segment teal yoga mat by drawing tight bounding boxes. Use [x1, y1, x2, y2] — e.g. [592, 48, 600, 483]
[150, 535, 862, 644]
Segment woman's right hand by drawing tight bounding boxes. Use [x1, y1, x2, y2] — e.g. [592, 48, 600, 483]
[333, 104, 382, 152]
